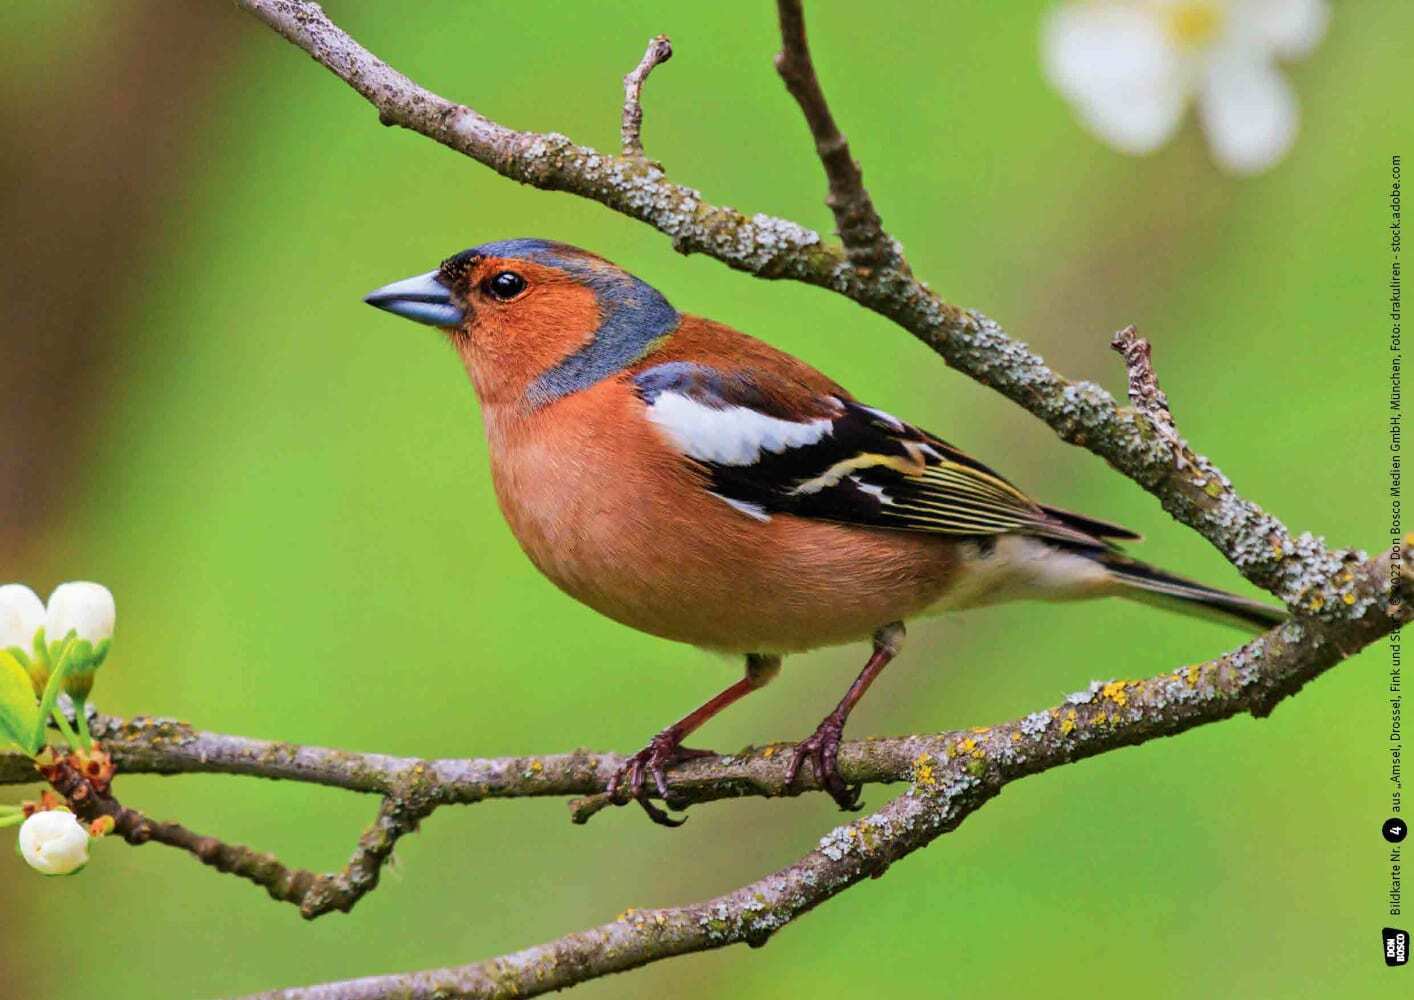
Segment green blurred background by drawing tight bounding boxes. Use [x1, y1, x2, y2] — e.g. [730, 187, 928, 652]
[1, 2, 1406, 997]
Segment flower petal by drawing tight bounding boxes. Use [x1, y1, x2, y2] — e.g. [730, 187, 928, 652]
[1042, 3, 1189, 154]
[0, 585, 45, 651]
[1198, 52, 1299, 174]
[18, 809, 91, 876]
[45, 582, 115, 646]
[1233, 0, 1329, 59]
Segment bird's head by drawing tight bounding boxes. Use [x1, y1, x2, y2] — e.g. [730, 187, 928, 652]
[365, 239, 680, 408]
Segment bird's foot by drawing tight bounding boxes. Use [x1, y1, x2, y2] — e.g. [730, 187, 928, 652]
[784, 712, 862, 811]
[606, 730, 715, 828]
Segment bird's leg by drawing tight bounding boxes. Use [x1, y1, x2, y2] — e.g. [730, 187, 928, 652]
[786, 622, 905, 811]
[609, 653, 781, 827]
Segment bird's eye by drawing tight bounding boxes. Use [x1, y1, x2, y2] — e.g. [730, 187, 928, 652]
[484, 271, 527, 301]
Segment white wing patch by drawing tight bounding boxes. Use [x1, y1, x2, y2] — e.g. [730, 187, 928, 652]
[646, 391, 835, 466]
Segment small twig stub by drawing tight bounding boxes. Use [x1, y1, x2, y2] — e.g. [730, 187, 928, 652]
[1111, 325, 1189, 470]
[621, 34, 672, 158]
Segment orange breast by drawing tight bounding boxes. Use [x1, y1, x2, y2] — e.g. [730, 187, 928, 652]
[482, 378, 961, 654]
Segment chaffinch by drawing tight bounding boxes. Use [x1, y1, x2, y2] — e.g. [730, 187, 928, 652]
[366, 239, 1284, 824]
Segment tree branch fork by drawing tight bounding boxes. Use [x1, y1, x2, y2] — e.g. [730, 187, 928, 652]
[6, 0, 1390, 996]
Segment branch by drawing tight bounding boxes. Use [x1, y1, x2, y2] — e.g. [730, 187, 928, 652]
[222, 552, 1403, 999]
[4, 548, 1403, 936]
[36, 750, 433, 918]
[229, 0, 1358, 613]
[773, 0, 900, 270]
[620, 34, 672, 159]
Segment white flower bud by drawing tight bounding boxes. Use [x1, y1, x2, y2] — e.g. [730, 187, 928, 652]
[45, 583, 115, 646]
[0, 585, 45, 654]
[18, 810, 91, 876]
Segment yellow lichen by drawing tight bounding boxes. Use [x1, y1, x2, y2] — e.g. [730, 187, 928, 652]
[913, 752, 936, 788]
[959, 737, 977, 753]
[1101, 680, 1129, 707]
[1060, 709, 1077, 735]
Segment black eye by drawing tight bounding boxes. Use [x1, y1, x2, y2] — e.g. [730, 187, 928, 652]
[484, 271, 526, 301]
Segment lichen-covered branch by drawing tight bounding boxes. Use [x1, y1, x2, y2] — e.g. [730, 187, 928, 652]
[230, 0, 1358, 612]
[222, 549, 1405, 1000]
[2, 549, 1403, 939]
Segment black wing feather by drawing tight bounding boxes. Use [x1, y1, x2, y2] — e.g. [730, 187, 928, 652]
[634, 363, 1133, 548]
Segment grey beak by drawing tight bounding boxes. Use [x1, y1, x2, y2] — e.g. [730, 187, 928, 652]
[363, 270, 465, 327]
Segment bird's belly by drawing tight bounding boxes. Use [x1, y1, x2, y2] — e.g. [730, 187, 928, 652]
[489, 435, 961, 654]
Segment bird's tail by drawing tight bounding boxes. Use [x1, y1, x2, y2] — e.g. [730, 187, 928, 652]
[1090, 549, 1287, 631]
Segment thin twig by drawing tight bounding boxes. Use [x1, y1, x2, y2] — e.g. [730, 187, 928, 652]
[773, 0, 899, 271]
[621, 34, 672, 159]
[37, 753, 432, 918]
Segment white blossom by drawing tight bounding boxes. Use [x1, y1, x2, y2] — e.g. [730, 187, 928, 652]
[45, 582, 115, 647]
[0, 585, 45, 654]
[18, 810, 90, 876]
[1042, 0, 1329, 174]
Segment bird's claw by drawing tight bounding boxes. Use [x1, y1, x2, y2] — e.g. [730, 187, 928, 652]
[784, 713, 862, 811]
[606, 731, 715, 828]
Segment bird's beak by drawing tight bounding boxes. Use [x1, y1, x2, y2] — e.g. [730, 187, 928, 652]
[363, 270, 465, 327]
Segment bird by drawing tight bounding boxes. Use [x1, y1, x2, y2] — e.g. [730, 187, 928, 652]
[364, 238, 1286, 825]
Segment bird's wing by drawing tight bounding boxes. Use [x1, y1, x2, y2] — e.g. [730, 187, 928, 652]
[631, 361, 1137, 547]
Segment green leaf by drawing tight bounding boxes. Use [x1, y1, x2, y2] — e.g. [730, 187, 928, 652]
[34, 637, 76, 753]
[0, 650, 40, 755]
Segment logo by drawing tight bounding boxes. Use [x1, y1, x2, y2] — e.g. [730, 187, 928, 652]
[1385, 927, 1409, 967]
